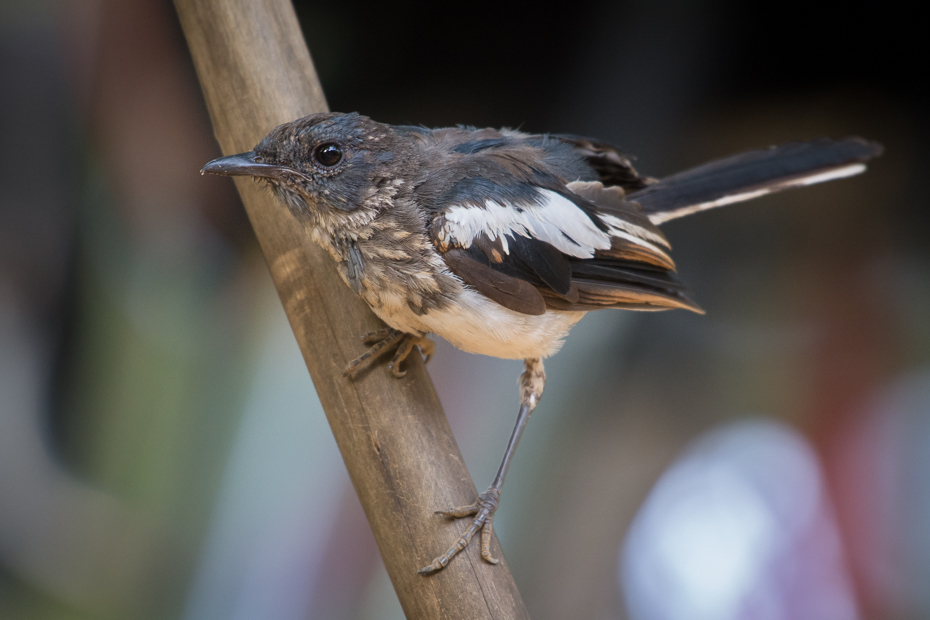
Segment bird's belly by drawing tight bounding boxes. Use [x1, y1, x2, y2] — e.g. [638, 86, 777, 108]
[371, 288, 586, 360]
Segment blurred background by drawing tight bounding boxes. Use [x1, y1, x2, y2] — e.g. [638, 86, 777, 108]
[1, 1, 928, 619]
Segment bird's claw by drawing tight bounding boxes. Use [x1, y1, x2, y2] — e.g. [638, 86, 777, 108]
[419, 489, 501, 574]
[360, 328, 396, 344]
[344, 330, 433, 379]
[387, 362, 407, 378]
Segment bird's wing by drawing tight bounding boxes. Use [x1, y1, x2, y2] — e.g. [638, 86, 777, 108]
[627, 137, 883, 224]
[418, 134, 702, 315]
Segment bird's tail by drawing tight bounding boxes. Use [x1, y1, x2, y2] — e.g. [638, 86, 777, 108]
[627, 138, 883, 225]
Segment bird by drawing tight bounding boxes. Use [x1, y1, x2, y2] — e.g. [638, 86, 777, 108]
[202, 112, 882, 574]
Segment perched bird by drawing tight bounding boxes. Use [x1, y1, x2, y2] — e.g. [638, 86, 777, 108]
[202, 112, 882, 573]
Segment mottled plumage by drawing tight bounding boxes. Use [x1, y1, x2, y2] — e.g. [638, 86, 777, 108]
[202, 111, 882, 574]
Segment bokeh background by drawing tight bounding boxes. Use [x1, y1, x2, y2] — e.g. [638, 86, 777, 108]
[1, 1, 929, 619]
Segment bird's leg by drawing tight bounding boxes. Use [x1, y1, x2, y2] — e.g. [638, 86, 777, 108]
[344, 328, 434, 378]
[419, 357, 546, 574]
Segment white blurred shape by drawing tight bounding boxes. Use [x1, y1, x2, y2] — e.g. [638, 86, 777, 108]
[621, 419, 857, 620]
[648, 464, 776, 619]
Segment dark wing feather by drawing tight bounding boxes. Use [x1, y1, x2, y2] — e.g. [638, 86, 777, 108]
[545, 279, 702, 313]
[456, 233, 580, 304]
[564, 258, 703, 313]
[571, 259, 689, 291]
[507, 234, 574, 297]
[629, 137, 883, 224]
[556, 134, 654, 191]
[442, 248, 546, 315]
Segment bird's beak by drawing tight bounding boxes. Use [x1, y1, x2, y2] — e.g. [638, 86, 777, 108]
[201, 151, 289, 178]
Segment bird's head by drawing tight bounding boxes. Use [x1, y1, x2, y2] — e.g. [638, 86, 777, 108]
[202, 112, 416, 226]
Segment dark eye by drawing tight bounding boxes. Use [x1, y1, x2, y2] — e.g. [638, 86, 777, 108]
[313, 142, 343, 167]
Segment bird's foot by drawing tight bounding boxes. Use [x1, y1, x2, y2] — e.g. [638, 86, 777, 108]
[418, 488, 501, 574]
[344, 329, 434, 379]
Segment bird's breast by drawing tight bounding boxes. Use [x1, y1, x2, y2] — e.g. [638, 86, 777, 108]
[370, 287, 586, 360]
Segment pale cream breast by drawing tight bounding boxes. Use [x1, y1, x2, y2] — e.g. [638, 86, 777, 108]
[370, 287, 586, 360]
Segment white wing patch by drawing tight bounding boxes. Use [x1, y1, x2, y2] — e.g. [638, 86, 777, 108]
[596, 213, 671, 249]
[442, 189, 607, 258]
[647, 163, 867, 225]
[441, 188, 668, 259]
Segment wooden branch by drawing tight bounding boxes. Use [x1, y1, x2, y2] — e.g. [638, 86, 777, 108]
[173, 1, 529, 618]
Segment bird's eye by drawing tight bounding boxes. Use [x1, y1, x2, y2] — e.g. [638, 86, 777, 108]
[313, 142, 343, 167]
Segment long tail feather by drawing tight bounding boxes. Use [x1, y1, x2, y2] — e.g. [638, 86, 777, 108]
[628, 138, 883, 225]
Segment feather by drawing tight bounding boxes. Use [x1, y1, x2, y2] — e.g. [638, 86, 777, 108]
[570, 259, 688, 293]
[556, 134, 654, 190]
[595, 239, 677, 271]
[440, 189, 612, 258]
[544, 278, 703, 313]
[442, 248, 547, 316]
[629, 137, 883, 224]
[566, 181, 669, 247]
[507, 234, 574, 297]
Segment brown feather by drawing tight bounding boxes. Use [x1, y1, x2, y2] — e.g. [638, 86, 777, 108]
[595, 240, 677, 272]
[472, 232, 508, 264]
[543, 279, 703, 313]
[578, 279, 703, 312]
[443, 249, 547, 315]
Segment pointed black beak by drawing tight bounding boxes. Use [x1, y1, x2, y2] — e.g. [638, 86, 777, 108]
[201, 151, 289, 178]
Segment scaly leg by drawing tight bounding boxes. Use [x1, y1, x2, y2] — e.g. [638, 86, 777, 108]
[419, 357, 546, 574]
[344, 328, 434, 379]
